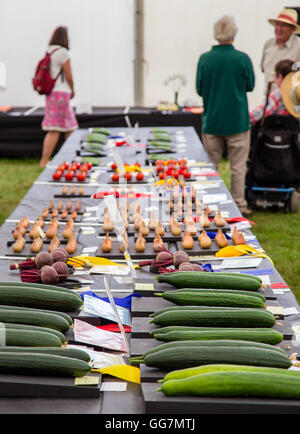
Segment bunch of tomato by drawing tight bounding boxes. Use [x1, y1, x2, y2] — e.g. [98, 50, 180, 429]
[110, 161, 144, 183]
[154, 158, 191, 180]
[52, 161, 93, 182]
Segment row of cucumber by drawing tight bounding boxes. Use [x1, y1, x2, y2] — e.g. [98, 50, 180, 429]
[0, 281, 83, 312]
[0, 282, 91, 377]
[157, 363, 300, 400]
[129, 339, 292, 370]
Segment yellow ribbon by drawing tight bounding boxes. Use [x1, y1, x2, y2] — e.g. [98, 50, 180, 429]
[215, 245, 274, 265]
[92, 364, 140, 384]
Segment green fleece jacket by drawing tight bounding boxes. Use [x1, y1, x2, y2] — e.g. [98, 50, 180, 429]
[196, 44, 255, 135]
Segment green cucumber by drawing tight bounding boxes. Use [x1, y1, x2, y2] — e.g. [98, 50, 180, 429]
[150, 308, 276, 328]
[150, 325, 280, 335]
[0, 352, 91, 377]
[0, 304, 73, 326]
[0, 282, 82, 298]
[154, 290, 264, 308]
[142, 345, 292, 370]
[1, 329, 63, 347]
[157, 371, 300, 399]
[155, 271, 262, 291]
[0, 346, 91, 362]
[159, 363, 300, 383]
[212, 272, 262, 284]
[150, 305, 238, 318]
[2, 322, 66, 344]
[167, 288, 266, 301]
[130, 339, 286, 363]
[0, 286, 83, 312]
[0, 309, 70, 332]
[153, 328, 284, 345]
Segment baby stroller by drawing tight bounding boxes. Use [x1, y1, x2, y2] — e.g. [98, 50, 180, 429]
[245, 113, 300, 213]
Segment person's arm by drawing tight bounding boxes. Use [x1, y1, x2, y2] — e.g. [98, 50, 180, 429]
[62, 59, 75, 98]
[195, 57, 203, 96]
[249, 90, 281, 124]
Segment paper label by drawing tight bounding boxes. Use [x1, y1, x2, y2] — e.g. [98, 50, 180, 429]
[83, 294, 130, 326]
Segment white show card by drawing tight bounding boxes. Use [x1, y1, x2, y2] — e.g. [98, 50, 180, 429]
[83, 294, 130, 326]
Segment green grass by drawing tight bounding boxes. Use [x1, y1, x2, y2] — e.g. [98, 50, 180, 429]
[0, 157, 300, 304]
[219, 158, 300, 304]
[0, 158, 43, 224]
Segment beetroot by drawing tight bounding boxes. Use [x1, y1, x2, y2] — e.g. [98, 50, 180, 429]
[173, 251, 190, 267]
[40, 265, 59, 285]
[191, 263, 204, 271]
[51, 261, 70, 282]
[51, 248, 68, 263]
[35, 252, 54, 269]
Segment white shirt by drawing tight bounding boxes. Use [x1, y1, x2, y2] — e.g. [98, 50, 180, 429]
[261, 34, 300, 93]
[48, 44, 71, 93]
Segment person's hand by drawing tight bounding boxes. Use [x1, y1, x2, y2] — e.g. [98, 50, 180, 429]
[70, 90, 75, 99]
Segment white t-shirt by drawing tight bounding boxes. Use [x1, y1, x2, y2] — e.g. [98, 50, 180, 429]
[48, 44, 71, 93]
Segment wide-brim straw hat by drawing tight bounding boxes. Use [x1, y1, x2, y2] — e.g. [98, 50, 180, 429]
[268, 8, 300, 34]
[281, 70, 300, 118]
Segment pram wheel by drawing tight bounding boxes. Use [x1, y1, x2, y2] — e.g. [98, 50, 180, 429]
[289, 190, 299, 213]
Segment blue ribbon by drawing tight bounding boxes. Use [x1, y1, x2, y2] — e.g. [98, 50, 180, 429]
[79, 291, 142, 311]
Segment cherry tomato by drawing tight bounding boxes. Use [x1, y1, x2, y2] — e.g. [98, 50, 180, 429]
[65, 170, 75, 181]
[159, 172, 166, 179]
[178, 159, 187, 166]
[111, 172, 119, 182]
[136, 172, 144, 181]
[183, 170, 191, 179]
[155, 160, 165, 167]
[123, 172, 132, 181]
[87, 162, 93, 170]
[76, 171, 86, 182]
[111, 162, 118, 170]
[52, 170, 62, 181]
[172, 169, 179, 179]
[156, 165, 165, 173]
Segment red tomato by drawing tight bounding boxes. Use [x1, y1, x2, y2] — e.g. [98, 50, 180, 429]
[135, 162, 141, 168]
[178, 159, 187, 166]
[123, 172, 132, 181]
[156, 165, 165, 173]
[159, 172, 166, 179]
[57, 164, 66, 172]
[76, 171, 86, 182]
[167, 159, 177, 166]
[172, 170, 179, 179]
[80, 162, 89, 172]
[52, 170, 62, 181]
[155, 160, 165, 167]
[111, 162, 118, 170]
[136, 172, 144, 181]
[183, 170, 191, 179]
[65, 170, 75, 181]
[111, 172, 119, 182]
[87, 162, 93, 170]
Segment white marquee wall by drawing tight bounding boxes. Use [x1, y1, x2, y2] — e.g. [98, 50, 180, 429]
[0, 0, 298, 110]
[143, 0, 297, 111]
[0, 0, 134, 107]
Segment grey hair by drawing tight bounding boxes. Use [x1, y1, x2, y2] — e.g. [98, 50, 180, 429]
[213, 15, 238, 42]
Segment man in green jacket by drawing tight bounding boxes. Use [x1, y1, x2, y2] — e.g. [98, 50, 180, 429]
[196, 15, 255, 217]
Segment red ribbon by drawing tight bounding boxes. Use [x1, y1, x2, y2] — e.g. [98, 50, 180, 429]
[96, 324, 131, 333]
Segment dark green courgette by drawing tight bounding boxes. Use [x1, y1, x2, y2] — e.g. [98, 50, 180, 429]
[0, 352, 91, 377]
[0, 309, 70, 332]
[150, 308, 276, 328]
[142, 345, 291, 370]
[158, 371, 300, 399]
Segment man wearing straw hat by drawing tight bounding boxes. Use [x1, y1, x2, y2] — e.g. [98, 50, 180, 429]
[261, 8, 300, 94]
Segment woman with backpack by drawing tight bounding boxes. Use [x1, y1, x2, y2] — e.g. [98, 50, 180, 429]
[39, 26, 78, 167]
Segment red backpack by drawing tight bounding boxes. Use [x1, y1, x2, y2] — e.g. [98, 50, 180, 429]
[32, 48, 62, 95]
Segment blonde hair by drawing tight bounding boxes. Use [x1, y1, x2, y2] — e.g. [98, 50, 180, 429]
[214, 15, 238, 42]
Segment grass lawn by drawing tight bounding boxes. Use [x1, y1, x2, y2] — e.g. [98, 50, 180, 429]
[0, 157, 300, 304]
[218, 159, 300, 304]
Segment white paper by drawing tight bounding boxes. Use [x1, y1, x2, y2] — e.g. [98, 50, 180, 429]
[214, 257, 263, 269]
[73, 319, 127, 352]
[100, 382, 127, 392]
[283, 307, 300, 316]
[203, 193, 227, 204]
[83, 294, 130, 326]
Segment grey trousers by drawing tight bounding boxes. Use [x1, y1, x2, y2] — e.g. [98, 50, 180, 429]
[201, 130, 250, 209]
